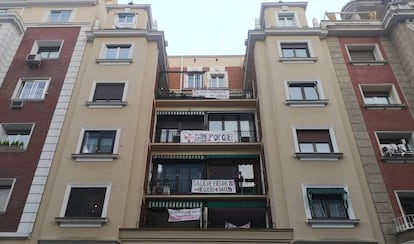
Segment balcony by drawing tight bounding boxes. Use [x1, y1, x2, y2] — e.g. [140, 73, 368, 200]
[377, 132, 414, 162]
[394, 214, 414, 243]
[155, 129, 257, 144]
[157, 88, 253, 100]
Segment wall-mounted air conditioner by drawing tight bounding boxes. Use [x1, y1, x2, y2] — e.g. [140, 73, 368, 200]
[26, 54, 42, 68]
[10, 99, 23, 108]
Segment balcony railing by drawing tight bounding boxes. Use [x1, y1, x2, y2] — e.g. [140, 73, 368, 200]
[323, 11, 380, 21]
[155, 129, 257, 143]
[381, 144, 414, 162]
[157, 89, 253, 100]
[394, 214, 414, 233]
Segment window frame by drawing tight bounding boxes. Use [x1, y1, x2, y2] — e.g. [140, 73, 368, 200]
[0, 123, 34, 151]
[12, 78, 50, 101]
[46, 9, 73, 23]
[30, 40, 63, 60]
[72, 128, 121, 161]
[375, 131, 414, 162]
[115, 12, 137, 28]
[302, 184, 359, 228]
[0, 178, 16, 214]
[184, 66, 204, 89]
[276, 12, 298, 27]
[359, 84, 404, 109]
[292, 126, 343, 160]
[284, 80, 328, 106]
[96, 43, 134, 64]
[345, 44, 387, 65]
[207, 66, 228, 89]
[86, 80, 128, 107]
[56, 184, 111, 227]
[278, 41, 317, 63]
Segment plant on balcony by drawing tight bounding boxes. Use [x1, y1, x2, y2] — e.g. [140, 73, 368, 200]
[0, 140, 25, 152]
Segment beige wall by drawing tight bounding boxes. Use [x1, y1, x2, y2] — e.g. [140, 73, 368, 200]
[262, 5, 309, 28]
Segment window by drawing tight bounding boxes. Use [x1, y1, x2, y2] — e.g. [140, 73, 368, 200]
[360, 84, 403, 109]
[210, 73, 226, 88]
[116, 13, 136, 28]
[72, 129, 120, 161]
[397, 192, 414, 216]
[48, 10, 72, 22]
[105, 44, 131, 59]
[56, 184, 110, 227]
[208, 113, 256, 143]
[281, 43, 310, 58]
[288, 82, 318, 100]
[346, 44, 386, 64]
[0, 179, 15, 214]
[87, 81, 127, 107]
[303, 185, 359, 228]
[0, 123, 33, 150]
[293, 127, 342, 160]
[376, 132, 414, 161]
[13, 79, 49, 100]
[277, 12, 296, 27]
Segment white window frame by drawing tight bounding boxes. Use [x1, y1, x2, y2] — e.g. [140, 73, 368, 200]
[12, 78, 50, 101]
[277, 40, 317, 63]
[284, 80, 328, 106]
[207, 66, 228, 89]
[0, 178, 16, 214]
[359, 83, 404, 109]
[72, 128, 121, 162]
[302, 184, 358, 228]
[30, 40, 63, 60]
[86, 80, 128, 108]
[276, 11, 299, 27]
[45, 9, 74, 23]
[292, 126, 342, 160]
[57, 184, 111, 227]
[374, 131, 414, 161]
[97, 42, 134, 64]
[184, 66, 204, 89]
[345, 44, 386, 64]
[0, 123, 34, 150]
[115, 12, 137, 28]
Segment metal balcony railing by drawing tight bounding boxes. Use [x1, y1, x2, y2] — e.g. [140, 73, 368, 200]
[156, 88, 253, 100]
[393, 214, 414, 233]
[155, 129, 257, 143]
[323, 11, 380, 21]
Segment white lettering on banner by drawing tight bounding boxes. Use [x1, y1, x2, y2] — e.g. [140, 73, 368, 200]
[191, 179, 236, 193]
[181, 130, 237, 143]
[167, 208, 201, 222]
[192, 90, 230, 99]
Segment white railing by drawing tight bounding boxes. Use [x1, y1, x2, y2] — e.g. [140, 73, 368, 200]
[394, 214, 414, 233]
[323, 11, 379, 21]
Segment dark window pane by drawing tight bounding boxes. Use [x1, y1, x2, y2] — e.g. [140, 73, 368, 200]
[349, 50, 375, 61]
[81, 130, 116, 154]
[93, 83, 125, 101]
[65, 187, 106, 218]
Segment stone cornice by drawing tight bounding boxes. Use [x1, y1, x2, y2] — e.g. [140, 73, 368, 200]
[0, 12, 25, 34]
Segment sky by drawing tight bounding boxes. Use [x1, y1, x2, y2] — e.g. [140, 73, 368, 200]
[118, 0, 350, 55]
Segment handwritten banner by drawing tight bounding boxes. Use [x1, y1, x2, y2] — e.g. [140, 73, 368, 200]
[168, 208, 201, 222]
[191, 179, 236, 193]
[180, 130, 237, 143]
[192, 90, 230, 99]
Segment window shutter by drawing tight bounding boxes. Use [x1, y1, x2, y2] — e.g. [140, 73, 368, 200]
[297, 129, 331, 143]
[93, 83, 125, 101]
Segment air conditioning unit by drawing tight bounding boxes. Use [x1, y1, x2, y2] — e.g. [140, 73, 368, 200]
[10, 99, 23, 109]
[26, 54, 42, 68]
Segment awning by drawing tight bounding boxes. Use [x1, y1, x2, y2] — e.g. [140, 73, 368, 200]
[152, 155, 205, 160]
[156, 111, 204, 116]
[207, 201, 266, 208]
[147, 200, 203, 209]
[307, 188, 346, 195]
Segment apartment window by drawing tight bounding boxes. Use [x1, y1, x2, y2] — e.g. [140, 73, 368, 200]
[116, 13, 136, 28]
[397, 192, 414, 216]
[0, 123, 33, 150]
[360, 84, 403, 109]
[185, 72, 203, 89]
[48, 10, 72, 22]
[13, 79, 49, 100]
[0, 179, 15, 214]
[281, 43, 310, 58]
[376, 132, 414, 161]
[105, 44, 131, 59]
[288, 82, 319, 100]
[56, 184, 110, 227]
[81, 130, 116, 154]
[293, 128, 342, 160]
[346, 44, 386, 64]
[87, 82, 128, 107]
[209, 113, 256, 142]
[303, 185, 358, 228]
[210, 73, 226, 88]
[278, 12, 296, 27]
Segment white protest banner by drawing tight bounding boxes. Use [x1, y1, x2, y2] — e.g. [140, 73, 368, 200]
[180, 130, 237, 143]
[192, 90, 230, 99]
[191, 179, 236, 193]
[167, 208, 201, 222]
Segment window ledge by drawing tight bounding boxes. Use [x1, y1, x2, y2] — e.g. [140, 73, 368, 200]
[96, 58, 133, 64]
[381, 155, 414, 162]
[295, 152, 343, 160]
[349, 60, 387, 65]
[86, 101, 127, 108]
[71, 153, 119, 162]
[279, 57, 317, 63]
[0, 145, 26, 152]
[55, 217, 108, 228]
[363, 103, 405, 110]
[286, 99, 328, 107]
[307, 218, 360, 228]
